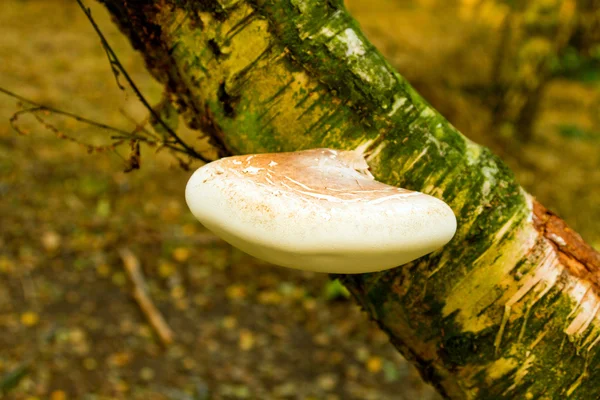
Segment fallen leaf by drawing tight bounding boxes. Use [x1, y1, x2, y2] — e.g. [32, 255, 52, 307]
[20, 311, 39, 327]
[108, 351, 133, 367]
[226, 284, 247, 300]
[239, 329, 255, 351]
[158, 261, 176, 278]
[41, 231, 61, 252]
[50, 390, 67, 400]
[182, 223, 197, 236]
[222, 316, 237, 330]
[0, 257, 14, 274]
[172, 247, 190, 263]
[257, 290, 282, 305]
[366, 356, 383, 373]
[317, 373, 338, 391]
[95, 264, 111, 277]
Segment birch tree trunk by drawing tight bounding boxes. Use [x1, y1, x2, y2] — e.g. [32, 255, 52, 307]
[98, 1, 600, 398]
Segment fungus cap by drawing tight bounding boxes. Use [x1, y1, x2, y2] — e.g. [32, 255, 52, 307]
[185, 148, 456, 274]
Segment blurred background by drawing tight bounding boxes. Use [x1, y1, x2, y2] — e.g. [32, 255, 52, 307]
[0, 0, 598, 399]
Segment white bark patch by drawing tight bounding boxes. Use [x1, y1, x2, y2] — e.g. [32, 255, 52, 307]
[566, 294, 600, 337]
[356, 69, 373, 83]
[290, 0, 310, 13]
[424, 134, 448, 156]
[464, 141, 482, 166]
[503, 353, 536, 396]
[319, 26, 336, 38]
[494, 247, 561, 354]
[420, 107, 435, 118]
[481, 165, 499, 199]
[441, 218, 537, 333]
[524, 190, 535, 223]
[365, 142, 387, 163]
[387, 96, 407, 116]
[353, 139, 374, 157]
[405, 148, 428, 171]
[338, 28, 366, 57]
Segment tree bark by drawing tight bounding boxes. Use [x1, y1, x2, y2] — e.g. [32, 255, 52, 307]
[98, 1, 600, 398]
[491, 0, 578, 141]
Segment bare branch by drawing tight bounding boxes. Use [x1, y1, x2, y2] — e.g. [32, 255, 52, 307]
[75, 0, 212, 163]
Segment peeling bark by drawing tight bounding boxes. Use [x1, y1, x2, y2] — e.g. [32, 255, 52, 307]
[533, 201, 600, 288]
[98, 0, 600, 398]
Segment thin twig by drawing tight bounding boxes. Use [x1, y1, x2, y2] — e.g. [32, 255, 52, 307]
[118, 248, 175, 346]
[0, 87, 135, 137]
[1, 86, 198, 161]
[118, 108, 162, 140]
[75, 0, 212, 163]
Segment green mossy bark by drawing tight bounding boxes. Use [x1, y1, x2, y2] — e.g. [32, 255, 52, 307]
[100, 1, 600, 398]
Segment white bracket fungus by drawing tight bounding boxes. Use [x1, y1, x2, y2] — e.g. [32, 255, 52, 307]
[185, 148, 456, 274]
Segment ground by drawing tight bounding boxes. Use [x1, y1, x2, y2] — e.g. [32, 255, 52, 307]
[1, 0, 598, 399]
